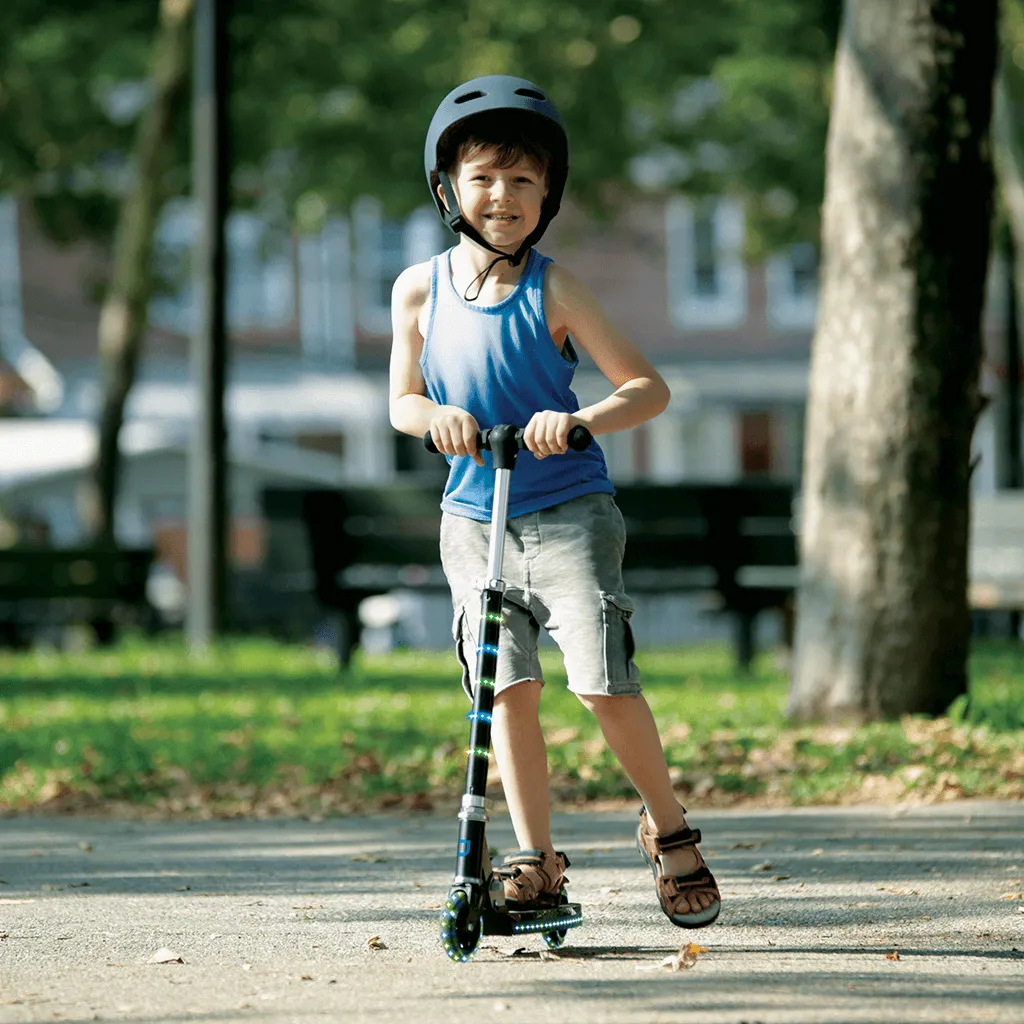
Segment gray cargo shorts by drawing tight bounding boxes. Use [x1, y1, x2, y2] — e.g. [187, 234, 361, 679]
[439, 491, 642, 700]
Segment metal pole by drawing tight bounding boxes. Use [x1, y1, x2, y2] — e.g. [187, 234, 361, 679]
[187, 0, 229, 649]
[1004, 226, 1023, 490]
[1003, 226, 1019, 638]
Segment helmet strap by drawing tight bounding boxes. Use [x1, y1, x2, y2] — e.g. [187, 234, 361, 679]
[463, 254, 513, 303]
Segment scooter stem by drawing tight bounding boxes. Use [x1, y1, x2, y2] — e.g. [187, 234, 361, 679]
[452, 460, 516, 887]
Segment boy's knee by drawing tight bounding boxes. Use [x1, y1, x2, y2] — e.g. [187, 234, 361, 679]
[494, 679, 543, 710]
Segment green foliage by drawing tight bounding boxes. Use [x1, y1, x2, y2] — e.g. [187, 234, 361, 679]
[0, 0, 163, 240]
[0, 0, 839, 249]
[1, 639, 1021, 816]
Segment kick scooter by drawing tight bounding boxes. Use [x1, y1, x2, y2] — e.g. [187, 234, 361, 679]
[425, 422, 592, 962]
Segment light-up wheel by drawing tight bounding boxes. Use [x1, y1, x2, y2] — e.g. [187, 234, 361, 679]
[542, 890, 570, 948]
[439, 889, 481, 962]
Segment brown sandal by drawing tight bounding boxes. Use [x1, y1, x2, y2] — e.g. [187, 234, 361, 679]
[636, 806, 721, 928]
[494, 849, 570, 909]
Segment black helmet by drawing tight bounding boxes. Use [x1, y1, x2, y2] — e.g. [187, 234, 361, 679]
[424, 75, 569, 266]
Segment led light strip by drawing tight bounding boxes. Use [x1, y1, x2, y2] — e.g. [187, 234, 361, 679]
[484, 612, 504, 623]
[511, 910, 584, 934]
[466, 747, 491, 760]
[466, 710, 493, 724]
[477, 644, 500, 656]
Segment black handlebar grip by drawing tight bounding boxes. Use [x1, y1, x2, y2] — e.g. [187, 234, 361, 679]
[424, 424, 593, 455]
[567, 425, 593, 451]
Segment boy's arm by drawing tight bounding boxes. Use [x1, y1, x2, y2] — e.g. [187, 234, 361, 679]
[388, 264, 484, 464]
[545, 263, 670, 435]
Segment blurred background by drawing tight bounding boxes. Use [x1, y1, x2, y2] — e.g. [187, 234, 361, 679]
[0, 0, 1021, 659]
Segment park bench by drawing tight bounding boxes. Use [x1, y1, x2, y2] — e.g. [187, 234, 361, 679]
[0, 546, 156, 648]
[259, 481, 799, 671]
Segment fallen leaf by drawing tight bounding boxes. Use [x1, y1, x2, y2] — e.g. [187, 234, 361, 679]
[350, 854, 389, 863]
[366, 936, 388, 950]
[886, 950, 901, 961]
[771, 874, 791, 882]
[547, 727, 579, 746]
[292, 905, 323, 910]
[753, 862, 773, 872]
[149, 948, 184, 964]
[539, 950, 560, 961]
[301, 975, 313, 981]
[1001, 892, 1023, 901]
[810, 848, 824, 856]
[657, 942, 708, 971]
[730, 842, 758, 850]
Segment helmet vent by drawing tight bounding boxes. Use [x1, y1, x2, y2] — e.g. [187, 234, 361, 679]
[454, 90, 485, 104]
[515, 88, 546, 100]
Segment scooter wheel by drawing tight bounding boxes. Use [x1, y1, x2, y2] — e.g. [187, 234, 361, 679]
[439, 889, 480, 962]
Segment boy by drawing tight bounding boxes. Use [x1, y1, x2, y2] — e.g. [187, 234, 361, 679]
[388, 75, 720, 928]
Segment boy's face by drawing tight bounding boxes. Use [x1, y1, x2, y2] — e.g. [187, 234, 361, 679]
[443, 146, 548, 252]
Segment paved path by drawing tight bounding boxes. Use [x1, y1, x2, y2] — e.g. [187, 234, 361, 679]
[1, 801, 1023, 1024]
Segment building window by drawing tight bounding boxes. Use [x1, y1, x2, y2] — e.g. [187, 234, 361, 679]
[666, 196, 747, 329]
[692, 208, 719, 296]
[352, 198, 445, 335]
[149, 200, 295, 335]
[765, 242, 819, 331]
[739, 410, 775, 475]
[298, 216, 356, 368]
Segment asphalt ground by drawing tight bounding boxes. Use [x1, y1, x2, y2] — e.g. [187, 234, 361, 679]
[1, 801, 1023, 1024]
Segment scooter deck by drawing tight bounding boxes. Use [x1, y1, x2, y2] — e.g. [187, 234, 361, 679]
[480, 902, 584, 937]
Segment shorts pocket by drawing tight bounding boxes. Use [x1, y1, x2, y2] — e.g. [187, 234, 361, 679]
[600, 591, 640, 691]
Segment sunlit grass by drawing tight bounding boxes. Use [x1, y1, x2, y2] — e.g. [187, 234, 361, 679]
[1, 636, 1021, 815]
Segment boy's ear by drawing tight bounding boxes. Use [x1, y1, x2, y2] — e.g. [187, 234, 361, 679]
[436, 180, 450, 213]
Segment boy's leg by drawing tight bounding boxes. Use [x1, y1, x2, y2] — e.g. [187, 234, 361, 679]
[577, 692, 716, 915]
[490, 679, 556, 861]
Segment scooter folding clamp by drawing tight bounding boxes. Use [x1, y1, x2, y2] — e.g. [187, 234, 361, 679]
[458, 794, 490, 823]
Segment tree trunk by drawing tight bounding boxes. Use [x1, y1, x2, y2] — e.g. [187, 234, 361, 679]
[788, 0, 998, 722]
[80, 0, 193, 543]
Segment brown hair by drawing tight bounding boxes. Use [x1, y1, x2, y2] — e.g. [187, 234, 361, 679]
[438, 111, 553, 179]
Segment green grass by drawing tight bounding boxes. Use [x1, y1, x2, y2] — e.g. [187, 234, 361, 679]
[1, 637, 1022, 816]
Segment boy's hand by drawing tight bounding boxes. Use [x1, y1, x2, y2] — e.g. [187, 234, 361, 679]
[523, 411, 585, 459]
[428, 408, 484, 465]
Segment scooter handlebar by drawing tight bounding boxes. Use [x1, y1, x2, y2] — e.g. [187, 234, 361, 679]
[423, 424, 592, 455]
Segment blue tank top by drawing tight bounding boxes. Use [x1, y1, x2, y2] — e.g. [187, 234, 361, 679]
[420, 247, 614, 521]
